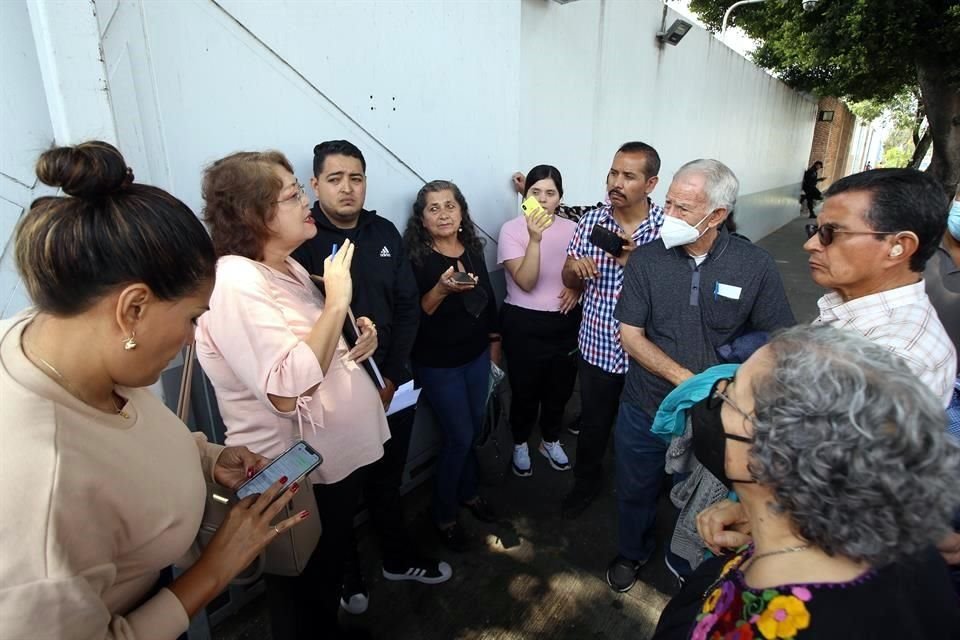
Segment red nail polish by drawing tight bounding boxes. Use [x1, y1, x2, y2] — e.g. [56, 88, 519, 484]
[298, 510, 310, 519]
[246, 467, 254, 479]
[279, 475, 288, 484]
[291, 482, 300, 494]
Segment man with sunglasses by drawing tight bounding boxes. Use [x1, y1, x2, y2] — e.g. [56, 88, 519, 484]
[605, 159, 795, 593]
[804, 168, 955, 407]
[698, 168, 957, 561]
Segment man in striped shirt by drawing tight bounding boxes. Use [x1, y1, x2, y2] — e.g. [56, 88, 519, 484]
[560, 141, 665, 518]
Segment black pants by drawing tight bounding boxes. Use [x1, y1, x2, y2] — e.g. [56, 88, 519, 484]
[502, 304, 580, 444]
[343, 406, 417, 574]
[265, 467, 366, 639]
[573, 357, 624, 483]
[803, 186, 821, 215]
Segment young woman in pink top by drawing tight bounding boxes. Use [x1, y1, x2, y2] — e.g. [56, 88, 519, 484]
[195, 151, 389, 639]
[497, 165, 582, 478]
[0, 142, 304, 640]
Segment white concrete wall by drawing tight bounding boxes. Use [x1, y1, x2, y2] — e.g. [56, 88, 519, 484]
[518, 1, 816, 240]
[2, 0, 816, 317]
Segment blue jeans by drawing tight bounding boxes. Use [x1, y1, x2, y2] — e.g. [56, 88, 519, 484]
[416, 348, 490, 526]
[614, 402, 666, 562]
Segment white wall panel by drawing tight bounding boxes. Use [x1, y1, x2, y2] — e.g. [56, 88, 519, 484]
[519, 0, 815, 240]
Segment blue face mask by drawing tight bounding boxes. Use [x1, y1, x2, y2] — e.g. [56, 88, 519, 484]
[949, 200, 960, 241]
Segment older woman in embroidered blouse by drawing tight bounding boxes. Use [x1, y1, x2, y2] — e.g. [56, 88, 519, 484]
[195, 151, 389, 639]
[653, 325, 960, 639]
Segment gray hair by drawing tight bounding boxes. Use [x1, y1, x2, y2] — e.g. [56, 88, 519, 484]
[675, 159, 739, 214]
[749, 325, 960, 566]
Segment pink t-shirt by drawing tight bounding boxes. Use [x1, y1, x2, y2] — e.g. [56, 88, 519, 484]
[195, 255, 389, 485]
[497, 214, 577, 312]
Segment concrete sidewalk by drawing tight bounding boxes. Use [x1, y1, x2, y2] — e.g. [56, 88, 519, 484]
[213, 213, 825, 640]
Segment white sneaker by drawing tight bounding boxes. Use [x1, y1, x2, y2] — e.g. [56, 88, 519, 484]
[512, 443, 532, 477]
[539, 440, 571, 471]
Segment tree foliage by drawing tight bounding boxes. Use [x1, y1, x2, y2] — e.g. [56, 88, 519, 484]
[688, 0, 960, 192]
[689, 0, 959, 102]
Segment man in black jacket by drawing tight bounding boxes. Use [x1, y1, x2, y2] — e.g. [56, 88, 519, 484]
[293, 140, 451, 615]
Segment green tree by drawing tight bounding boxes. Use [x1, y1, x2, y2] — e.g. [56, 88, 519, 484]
[689, 0, 959, 195]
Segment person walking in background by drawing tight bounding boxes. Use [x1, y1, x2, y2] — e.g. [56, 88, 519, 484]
[801, 160, 825, 218]
[196, 150, 389, 640]
[293, 140, 451, 615]
[498, 165, 581, 478]
[404, 180, 501, 552]
[0, 141, 304, 639]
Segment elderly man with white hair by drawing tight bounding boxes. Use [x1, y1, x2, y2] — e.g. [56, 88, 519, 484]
[605, 159, 796, 592]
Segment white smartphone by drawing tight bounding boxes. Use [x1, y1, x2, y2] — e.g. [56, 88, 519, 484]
[235, 440, 323, 500]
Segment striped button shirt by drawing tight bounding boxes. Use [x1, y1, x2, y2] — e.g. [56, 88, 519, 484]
[567, 202, 664, 374]
[814, 280, 957, 408]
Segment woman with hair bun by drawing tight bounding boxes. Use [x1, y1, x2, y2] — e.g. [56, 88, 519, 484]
[0, 141, 305, 639]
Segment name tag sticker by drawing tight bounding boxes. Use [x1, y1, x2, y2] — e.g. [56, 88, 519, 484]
[715, 282, 742, 300]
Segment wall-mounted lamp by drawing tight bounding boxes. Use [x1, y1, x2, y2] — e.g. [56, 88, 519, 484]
[657, 19, 693, 46]
[818, 110, 835, 122]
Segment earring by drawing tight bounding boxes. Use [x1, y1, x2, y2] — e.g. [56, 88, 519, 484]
[458, 226, 463, 233]
[123, 333, 138, 351]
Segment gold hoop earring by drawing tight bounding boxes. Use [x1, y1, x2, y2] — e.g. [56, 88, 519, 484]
[123, 333, 138, 351]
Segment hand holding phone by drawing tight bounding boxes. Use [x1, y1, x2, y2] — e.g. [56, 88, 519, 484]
[450, 271, 477, 285]
[589, 224, 626, 258]
[235, 441, 323, 500]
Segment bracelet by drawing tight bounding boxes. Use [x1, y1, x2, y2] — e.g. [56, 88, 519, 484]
[489, 335, 502, 343]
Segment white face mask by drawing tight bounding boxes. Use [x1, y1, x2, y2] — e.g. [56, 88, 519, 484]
[948, 200, 960, 241]
[661, 212, 712, 249]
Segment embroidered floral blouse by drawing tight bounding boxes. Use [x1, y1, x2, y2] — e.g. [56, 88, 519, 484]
[653, 545, 960, 640]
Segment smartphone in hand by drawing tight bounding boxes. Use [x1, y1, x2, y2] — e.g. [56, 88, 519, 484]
[589, 224, 626, 258]
[521, 196, 545, 218]
[235, 440, 323, 500]
[450, 271, 476, 285]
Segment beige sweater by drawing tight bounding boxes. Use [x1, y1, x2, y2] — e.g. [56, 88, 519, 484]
[0, 315, 223, 639]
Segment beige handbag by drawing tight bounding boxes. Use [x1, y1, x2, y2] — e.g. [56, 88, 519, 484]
[179, 344, 322, 578]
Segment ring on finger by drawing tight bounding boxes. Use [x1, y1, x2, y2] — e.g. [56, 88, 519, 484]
[273, 524, 281, 535]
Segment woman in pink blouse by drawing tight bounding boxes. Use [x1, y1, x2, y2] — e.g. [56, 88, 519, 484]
[195, 151, 389, 639]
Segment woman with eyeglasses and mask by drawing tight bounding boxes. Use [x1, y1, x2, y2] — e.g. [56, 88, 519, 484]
[0, 142, 304, 639]
[497, 165, 581, 477]
[403, 180, 501, 551]
[195, 151, 389, 639]
[653, 325, 960, 639]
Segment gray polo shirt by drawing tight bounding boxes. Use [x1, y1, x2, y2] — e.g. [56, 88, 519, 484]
[924, 243, 960, 367]
[614, 228, 796, 415]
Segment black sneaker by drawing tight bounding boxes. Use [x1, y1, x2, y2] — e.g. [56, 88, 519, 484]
[460, 496, 498, 523]
[560, 478, 601, 519]
[605, 554, 644, 593]
[436, 521, 470, 552]
[339, 573, 369, 615]
[382, 557, 453, 584]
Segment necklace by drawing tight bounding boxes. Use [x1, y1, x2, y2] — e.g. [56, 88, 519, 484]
[751, 544, 810, 563]
[23, 342, 130, 419]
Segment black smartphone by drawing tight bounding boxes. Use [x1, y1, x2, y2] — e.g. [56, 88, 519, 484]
[589, 224, 625, 257]
[235, 440, 323, 500]
[450, 271, 476, 284]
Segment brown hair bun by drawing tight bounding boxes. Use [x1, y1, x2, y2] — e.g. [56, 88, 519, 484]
[35, 141, 129, 198]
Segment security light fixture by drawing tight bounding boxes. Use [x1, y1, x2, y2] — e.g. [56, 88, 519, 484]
[657, 19, 693, 46]
[818, 110, 835, 122]
[801, 0, 820, 11]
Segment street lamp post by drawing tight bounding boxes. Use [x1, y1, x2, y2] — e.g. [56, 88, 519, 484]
[721, 0, 769, 38]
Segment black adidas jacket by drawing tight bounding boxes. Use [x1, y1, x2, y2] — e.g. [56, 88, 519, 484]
[292, 205, 419, 386]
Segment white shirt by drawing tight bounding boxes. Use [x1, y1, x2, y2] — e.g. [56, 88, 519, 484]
[814, 280, 957, 408]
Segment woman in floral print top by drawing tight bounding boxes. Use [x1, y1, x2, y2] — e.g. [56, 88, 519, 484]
[653, 325, 960, 639]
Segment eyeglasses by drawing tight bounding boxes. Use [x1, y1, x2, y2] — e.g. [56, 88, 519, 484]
[277, 181, 307, 205]
[706, 377, 755, 438]
[805, 223, 891, 247]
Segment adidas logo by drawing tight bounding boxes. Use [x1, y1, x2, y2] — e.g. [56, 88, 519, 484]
[379, 246, 391, 258]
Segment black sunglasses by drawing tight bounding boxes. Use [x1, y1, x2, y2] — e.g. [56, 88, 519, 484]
[805, 223, 891, 247]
